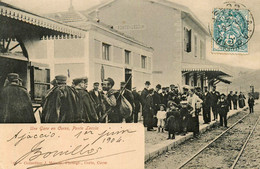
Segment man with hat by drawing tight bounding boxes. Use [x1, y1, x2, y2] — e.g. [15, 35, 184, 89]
[144, 88, 155, 131]
[73, 77, 98, 123]
[202, 86, 211, 124]
[195, 86, 203, 100]
[0, 73, 36, 123]
[102, 77, 121, 123]
[120, 81, 135, 123]
[210, 85, 220, 121]
[89, 82, 104, 122]
[232, 91, 238, 110]
[41, 75, 81, 123]
[132, 87, 141, 123]
[141, 81, 151, 126]
[168, 84, 177, 100]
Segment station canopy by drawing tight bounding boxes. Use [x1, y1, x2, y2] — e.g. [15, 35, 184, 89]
[0, 1, 85, 40]
[182, 62, 232, 84]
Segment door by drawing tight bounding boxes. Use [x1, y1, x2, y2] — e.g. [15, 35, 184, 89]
[125, 68, 132, 90]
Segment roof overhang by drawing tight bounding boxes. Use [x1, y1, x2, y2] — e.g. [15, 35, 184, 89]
[0, 1, 85, 40]
[215, 77, 232, 84]
[181, 63, 231, 77]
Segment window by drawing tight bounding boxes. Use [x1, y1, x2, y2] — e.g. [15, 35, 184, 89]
[102, 43, 110, 60]
[194, 35, 198, 57]
[125, 50, 131, 64]
[141, 55, 146, 69]
[30, 66, 50, 103]
[184, 27, 192, 52]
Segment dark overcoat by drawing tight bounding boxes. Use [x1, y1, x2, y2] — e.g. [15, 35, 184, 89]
[0, 84, 35, 123]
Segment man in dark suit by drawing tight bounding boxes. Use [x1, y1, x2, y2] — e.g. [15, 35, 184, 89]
[89, 82, 104, 122]
[232, 91, 238, 110]
[141, 81, 150, 126]
[202, 86, 211, 124]
[227, 91, 233, 110]
[153, 84, 161, 126]
[73, 77, 98, 123]
[132, 87, 141, 123]
[160, 87, 168, 106]
[144, 88, 155, 131]
[210, 85, 220, 121]
[248, 94, 255, 113]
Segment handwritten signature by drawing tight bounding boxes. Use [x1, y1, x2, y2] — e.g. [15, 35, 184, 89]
[14, 139, 102, 168]
[6, 128, 137, 168]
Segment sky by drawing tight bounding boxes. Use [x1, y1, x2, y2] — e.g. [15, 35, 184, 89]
[2, 0, 260, 69]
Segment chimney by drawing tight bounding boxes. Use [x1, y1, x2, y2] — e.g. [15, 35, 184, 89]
[68, 0, 74, 11]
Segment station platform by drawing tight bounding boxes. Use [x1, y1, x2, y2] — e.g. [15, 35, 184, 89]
[144, 105, 252, 162]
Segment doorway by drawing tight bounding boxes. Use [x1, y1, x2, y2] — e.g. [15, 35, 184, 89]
[125, 68, 132, 90]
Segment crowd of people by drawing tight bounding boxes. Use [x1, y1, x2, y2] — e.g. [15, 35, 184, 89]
[0, 73, 256, 139]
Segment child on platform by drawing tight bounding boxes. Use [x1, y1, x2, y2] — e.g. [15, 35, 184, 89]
[180, 100, 193, 136]
[157, 104, 167, 132]
[165, 103, 179, 139]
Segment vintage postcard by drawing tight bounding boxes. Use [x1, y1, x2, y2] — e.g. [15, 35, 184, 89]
[0, 0, 259, 168]
[0, 124, 144, 169]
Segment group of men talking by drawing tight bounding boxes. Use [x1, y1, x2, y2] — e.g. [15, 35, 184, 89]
[0, 73, 140, 123]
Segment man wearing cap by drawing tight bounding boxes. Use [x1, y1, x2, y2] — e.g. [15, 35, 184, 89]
[153, 84, 162, 127]
[141, 81, 151, 126]
[160, 87, 168, 106]
[210, 85, 220, 121]
[73, 77, 98, 123]
[120, 81, 135, 123]
[132, 87, 141, 123]
[217, 93, 229, 127]
[89, 82, 104, 122]
[41, 75, 81, 123]
[202, 86, 211, 124]
[0, 73, 36, 123]
[102, 77, 121, 123]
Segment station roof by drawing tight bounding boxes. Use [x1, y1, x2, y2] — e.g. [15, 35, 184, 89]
[182, 62, 231, 77]
[0, 1, 85, 40]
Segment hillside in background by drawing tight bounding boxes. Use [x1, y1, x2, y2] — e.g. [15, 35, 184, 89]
[213, 62, 259, 95]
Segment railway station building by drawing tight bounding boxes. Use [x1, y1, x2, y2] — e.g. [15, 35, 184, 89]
[0, 1, 153, 99]
[63, 0, 231, 89]
[0, 1, 84, 103]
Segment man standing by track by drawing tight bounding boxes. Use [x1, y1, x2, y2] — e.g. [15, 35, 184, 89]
[210, 85, 220, 121]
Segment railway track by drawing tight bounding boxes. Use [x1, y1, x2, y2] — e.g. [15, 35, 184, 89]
[177, 112, 260, 169]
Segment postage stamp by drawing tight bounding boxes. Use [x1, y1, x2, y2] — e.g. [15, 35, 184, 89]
[211, 2, 255, 54]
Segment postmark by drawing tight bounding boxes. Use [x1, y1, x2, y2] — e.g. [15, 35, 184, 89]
[210, 2, 255, 54]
